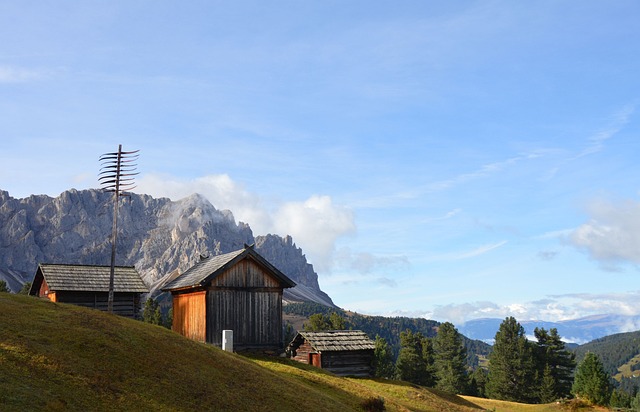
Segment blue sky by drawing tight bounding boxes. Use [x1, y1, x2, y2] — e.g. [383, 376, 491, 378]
[2, 1, 640, 326]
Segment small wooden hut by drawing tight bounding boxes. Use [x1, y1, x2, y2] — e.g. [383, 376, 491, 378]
[287, 330, 376, 377]
[29, 264, 148, 318]
[162, 245, 296, 351]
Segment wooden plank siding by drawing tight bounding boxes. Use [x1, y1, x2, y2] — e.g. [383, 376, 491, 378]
[206, 259, 284, 350]
[320, 351, 374, 377]
[210, 260, 282, 288]
[291, 341, 316, 364]
[163, 246, 296, 352]
[172, 291, 207, 342]
[287, 331, 375, 377]
[55, 291, 142, 318]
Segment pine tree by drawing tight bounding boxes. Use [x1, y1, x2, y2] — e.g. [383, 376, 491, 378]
[0, 280, 10, 293]
[372, 336, 395, 379]
[534, 327, 575, 402]
[433, 322, 468, 394]
[303, 312, 346, 331]
[486, 317, 536, 403]
[538, 363, 557, 403]
[19, 282, 32, 294]
[395, 330, 434, 386]
[329, 312, 346, 330]
[468, 368, 488, 398]
[422, 336, 436, 387]
[303, 313, 331, 331]
[572, 352, 612, 406]
[631, 390, 640, 411]
[143, 297, 161, 324]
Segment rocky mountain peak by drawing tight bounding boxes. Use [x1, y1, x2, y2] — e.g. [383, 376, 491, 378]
[0, 189, 334, 307]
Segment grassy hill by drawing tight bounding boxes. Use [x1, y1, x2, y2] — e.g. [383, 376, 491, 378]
[1, 293, 601, 411]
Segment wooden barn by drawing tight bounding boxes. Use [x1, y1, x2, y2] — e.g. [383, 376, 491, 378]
[162, 245, 296, 351]
[28, 263, 148, 318]
[287, 330, 376, 377]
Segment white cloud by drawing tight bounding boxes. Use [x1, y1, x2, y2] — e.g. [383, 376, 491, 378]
[137, 173, 355, 271]
[273, 195, 355, 271]
[426, 291, 640, 325]
[571, 199, 640, 266]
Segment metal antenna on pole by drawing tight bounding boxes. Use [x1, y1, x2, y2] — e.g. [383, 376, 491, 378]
[99, 144, 139, 313]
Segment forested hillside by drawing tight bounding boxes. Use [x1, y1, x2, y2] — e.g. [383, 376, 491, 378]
[283, 302, 492, 368]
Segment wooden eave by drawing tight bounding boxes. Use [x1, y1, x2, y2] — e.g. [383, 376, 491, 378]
[162, 245, 296, 292]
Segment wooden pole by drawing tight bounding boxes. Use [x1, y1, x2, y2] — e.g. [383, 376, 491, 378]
[107, 144, 122, 313]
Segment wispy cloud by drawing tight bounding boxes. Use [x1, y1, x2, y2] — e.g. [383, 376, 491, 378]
[573, 104, 635, 159]
[420, 208, 462, 224]
[425, 240, 508, 262]
[0, 65, 45, 83]
[334, 247, 410, 275]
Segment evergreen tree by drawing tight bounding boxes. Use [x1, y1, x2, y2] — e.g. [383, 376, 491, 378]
[632, 390, 640, 411]
[433, 322, 468, 394]
[538, 364, 557, 403]
[486, 317, 536, 403]
[304, 313, 331, 331]
[303, 312, 346, 331]
[163, 307, 173, 329]
[421, 336, 436, 386]
[534, 327, 575, 402]
[372, 336, 395, 379]
[283, 322, 295, 344]
[610, 388, 633, 409]
[0, 280, 10, 293]
[468, 368, 488, 398]
[395, 330, 434, 386]
[329, 312, 346, 330]
[19, 282, 32, 294]
[143, 297, 161, 325]
[572, 352, 612, 406]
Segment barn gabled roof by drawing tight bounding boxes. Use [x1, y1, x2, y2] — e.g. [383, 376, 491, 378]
[29, 264, 149, 294]
[288, 330, 376, 352]
[161, 245, 296, 292]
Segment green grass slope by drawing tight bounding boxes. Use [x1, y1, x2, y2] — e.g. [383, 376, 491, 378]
[0, 293, 599, 411]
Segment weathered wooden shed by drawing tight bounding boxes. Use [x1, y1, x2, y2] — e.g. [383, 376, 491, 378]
[287, 330, 376, 377]
[28, 264, 148, 318]
[162, 245, 296, 351]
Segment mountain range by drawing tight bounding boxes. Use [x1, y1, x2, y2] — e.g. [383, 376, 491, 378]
[459, 314, 640, 345]
[0, 188, 334, 306]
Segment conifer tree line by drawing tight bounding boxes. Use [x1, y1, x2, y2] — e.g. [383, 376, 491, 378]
[296, 307, 640, 406]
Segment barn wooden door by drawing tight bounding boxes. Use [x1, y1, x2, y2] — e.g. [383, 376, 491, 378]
[309, 353, 321, 368]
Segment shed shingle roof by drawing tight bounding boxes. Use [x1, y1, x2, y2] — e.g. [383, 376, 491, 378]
[162, 245, 296, 291]
[36, 264, 148, 293]
[290, 330, 376, 352]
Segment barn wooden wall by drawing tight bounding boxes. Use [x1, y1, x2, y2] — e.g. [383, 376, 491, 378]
[206, 259, 283, 350]
[291, 341, 314, 364]
[320, 350, 374, 377]
[172, 290, 206, 342]
[56, 291, 142, 318]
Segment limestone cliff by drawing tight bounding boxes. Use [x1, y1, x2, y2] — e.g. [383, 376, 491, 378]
[0, 189, 334, 307]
